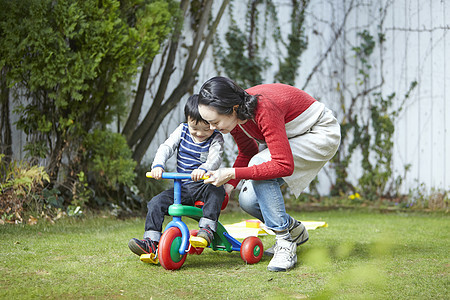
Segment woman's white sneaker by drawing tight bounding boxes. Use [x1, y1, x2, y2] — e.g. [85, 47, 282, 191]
[264, 221, 309, 257]
[267, 238, 297, 272]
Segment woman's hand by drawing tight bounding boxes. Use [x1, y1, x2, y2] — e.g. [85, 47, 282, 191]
[204, 168, 235, 186]
[191, 169, 206, 181]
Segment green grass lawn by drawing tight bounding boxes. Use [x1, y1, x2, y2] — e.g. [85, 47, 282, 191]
[0, 209, 448, 299]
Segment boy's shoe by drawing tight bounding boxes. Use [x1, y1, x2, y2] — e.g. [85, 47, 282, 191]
[128, 238, 158, 256]
[264, 221, 309, 256]
[267, 238, 297, 272]
[190, 226, 214, 248]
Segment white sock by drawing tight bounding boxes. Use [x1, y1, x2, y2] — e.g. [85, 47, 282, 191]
[275, 230, 292, 242]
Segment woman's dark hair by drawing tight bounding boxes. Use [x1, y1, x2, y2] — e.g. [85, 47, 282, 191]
[184, 94, 207, 124]
[198, 76, 258, 120]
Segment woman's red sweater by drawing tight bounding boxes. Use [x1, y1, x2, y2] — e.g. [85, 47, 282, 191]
[228, 83, 316, 187]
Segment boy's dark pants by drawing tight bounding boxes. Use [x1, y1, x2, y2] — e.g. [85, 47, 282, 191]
[145, 181, 225, 234]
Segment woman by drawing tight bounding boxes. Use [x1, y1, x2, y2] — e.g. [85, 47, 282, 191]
[198, 76, 340, 272]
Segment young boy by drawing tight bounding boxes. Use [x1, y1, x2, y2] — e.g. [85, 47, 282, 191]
[128, 94, 225, 257]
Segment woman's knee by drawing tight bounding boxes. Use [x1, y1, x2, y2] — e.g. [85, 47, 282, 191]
[248, 151, 270, 167]
[238, 180, 257, 212]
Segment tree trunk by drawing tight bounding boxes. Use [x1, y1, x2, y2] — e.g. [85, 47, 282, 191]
[0, 66, 12, 163]
[126, 0, 229, 164]
[47, 130, 66, 184]
[132, 76, 196, 162]
[127, 0, 189, 148]
[122, 61, 152, 140]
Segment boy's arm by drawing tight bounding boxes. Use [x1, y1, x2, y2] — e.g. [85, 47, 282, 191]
[198, 133, 224, 172]
[151, 124, 183, 170]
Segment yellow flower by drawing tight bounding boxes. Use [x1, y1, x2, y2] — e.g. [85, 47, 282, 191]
[348, 193, 361, 200]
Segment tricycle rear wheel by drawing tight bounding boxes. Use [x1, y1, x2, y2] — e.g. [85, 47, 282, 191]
[240, 236, 263, 264]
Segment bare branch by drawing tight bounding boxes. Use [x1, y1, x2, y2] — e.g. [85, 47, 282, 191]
[121, 61, 152, 139]
[184, 0, 213, 73]
[194, 0, 230, 74]
[385, 26, 450, 32]
[301, 0, 355, 90]
[147, 43, 169, 92]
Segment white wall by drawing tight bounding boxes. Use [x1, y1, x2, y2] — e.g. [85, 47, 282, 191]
[148, 0, 449, 195]
[301, 0, 450, 194]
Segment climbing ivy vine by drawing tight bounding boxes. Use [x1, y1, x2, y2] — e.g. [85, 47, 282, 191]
[213, 0, 309, 87]
[331, 29, 417, 200]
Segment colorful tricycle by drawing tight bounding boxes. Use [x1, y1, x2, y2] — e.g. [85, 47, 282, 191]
[141, 172, 264, 270]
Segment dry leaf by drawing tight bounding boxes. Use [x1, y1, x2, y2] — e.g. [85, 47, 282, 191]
[28, 215, 38, 225]
[45, 215, 55, 224]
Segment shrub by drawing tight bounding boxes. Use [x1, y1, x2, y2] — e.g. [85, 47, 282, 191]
[82, 129, 137, 205]
[0, 154, 49, 223]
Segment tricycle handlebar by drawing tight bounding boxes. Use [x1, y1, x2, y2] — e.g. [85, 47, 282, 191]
[146, 172, 209, 180]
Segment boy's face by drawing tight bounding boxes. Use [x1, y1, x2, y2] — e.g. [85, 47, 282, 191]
[187, 117, 215, 143]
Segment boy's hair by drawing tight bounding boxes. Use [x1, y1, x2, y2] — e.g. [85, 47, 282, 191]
[184, 94, 208, 124]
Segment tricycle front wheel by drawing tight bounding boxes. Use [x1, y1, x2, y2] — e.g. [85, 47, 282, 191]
[158, 227, 187, 270]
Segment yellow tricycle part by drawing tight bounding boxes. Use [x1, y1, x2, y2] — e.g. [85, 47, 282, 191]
[140, 253, 159, 264]
[189, 236, 209, 248]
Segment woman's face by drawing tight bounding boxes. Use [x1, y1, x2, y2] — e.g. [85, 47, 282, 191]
[198, 104, 243, 134]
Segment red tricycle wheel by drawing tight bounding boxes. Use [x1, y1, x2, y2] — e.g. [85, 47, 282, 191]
[240, 236, 263, 264]
[158, 227, 187, 270]
[221, 193, 229, 210]
[188, 230, 204, 255]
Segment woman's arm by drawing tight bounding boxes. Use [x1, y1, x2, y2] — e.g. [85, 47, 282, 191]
[205, 109, 294, 187]
[227, 126, 258, 187]
[231, 126, 259, 168]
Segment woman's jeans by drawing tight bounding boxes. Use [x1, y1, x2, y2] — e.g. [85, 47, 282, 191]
[239, 177, 290, 232]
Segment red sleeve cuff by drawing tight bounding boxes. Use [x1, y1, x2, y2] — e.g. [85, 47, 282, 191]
[234, 167, 253, 181]
[227, 178, 240, 188]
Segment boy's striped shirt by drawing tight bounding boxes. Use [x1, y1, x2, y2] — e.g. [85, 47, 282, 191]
[152, 123, 224, 183]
